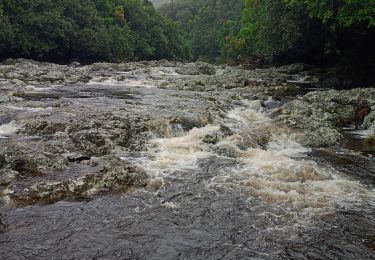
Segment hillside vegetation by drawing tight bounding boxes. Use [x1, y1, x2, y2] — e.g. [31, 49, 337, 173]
[0, 0, 190, 62]
[0, 0, 374, 85]
[160, 0, 375, 85]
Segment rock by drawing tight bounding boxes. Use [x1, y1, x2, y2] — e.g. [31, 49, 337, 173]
[22, 120, 66, 135]
[148, 116, 200, 138]
[367, 123, 375, 136]
[363, 110, 375, 129]
[148, 178, 163, 191]
[70, 130, 109, 156]
[196, 62, 216, 75]
[278, 88, 375, 146]
[0, 212, 7, 230]
[243, 79, 259, 87]
[275, 63, 311, 74]
[63, 153, 91, 163]
[353, 99, 372, 129]
[220, 125, 233, 136]
[0, 148, 40, 175]
[1, 58, 23, 66]
[198, 111, 214, 126]
[261, 97, 284, 109]
[166, 63, 306, 99]
[0, 146, 68, 175]
[0, 94, 10, 103]
[0, 169, 17, 186]
[9, 158, 148, 204]
[176, 62, 216, 75]
[211, 146, 239, 158]
[0, 113, 13, 125]
[70, 61, 81, 67]
[202, 124, 234, 145]
[202, 134, 220, 144]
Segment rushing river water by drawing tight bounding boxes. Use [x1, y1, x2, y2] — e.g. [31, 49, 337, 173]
[0, 65, 374, 259]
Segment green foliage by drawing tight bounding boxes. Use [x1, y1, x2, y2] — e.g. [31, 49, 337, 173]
[285, 0, 375, 27]
[160, 0, 373, 73]
[233, 0, 329, 63]
[0, 0, 189, 62]
[160, 0, 244, 61]
[235, 0, 374, 84]
[0, 3, 14, 53]
[0, 0, 373, 80]
[282, 0, 375, 75]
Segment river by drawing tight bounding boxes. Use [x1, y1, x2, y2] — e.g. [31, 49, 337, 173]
[0, 61, 374, 259]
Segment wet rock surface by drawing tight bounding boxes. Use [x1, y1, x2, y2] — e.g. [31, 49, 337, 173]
[277, 88, 375, 146]
[0, 59, 374, 258]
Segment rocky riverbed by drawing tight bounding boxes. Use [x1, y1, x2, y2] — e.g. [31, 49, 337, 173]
[0, 59, 374, 258]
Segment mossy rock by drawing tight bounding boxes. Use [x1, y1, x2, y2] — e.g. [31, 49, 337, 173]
[70, 130, 110, 156]
[278, 88, 375, 146]
[9, 158, 149, 204]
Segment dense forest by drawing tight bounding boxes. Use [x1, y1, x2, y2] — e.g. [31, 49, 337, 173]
[159, 0, 244, 62]
[0, 0, 190, 62]
[160, 0, 375, 85]
[0, 0, 374, 84]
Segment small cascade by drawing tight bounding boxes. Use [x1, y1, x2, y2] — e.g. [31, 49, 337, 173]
[140, 98, 374, 226]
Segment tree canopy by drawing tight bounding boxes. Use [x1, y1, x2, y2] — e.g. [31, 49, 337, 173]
[160, 0, 374, 82]
[285, 0, 375, 28]
[159, 0, 244, 62]
[0, 0, 190, 62]
[0, 0, 374, 82]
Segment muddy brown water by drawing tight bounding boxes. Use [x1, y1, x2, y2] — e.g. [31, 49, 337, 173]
[0, 67, 374, 259]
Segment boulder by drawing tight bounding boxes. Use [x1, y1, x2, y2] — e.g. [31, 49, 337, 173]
[353, 99, 372, 129]
[9, 158, 148, 204]
[278, 88, 375, 146]
[176, 62, 216, 75]
[70, 130, 110, 156]
[261, 97, 284, 109]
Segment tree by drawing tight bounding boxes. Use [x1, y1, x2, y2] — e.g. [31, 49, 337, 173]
[285, 0, 375, 28]
[285, 0, 375, 83]
[0, 3, 14, 56]
[0, 0, 189, 62]
[227, 0, 329, 63]
[160, 0, 243, 61]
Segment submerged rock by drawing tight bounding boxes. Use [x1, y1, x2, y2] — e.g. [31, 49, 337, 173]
[202, 134, 220, 144]
[261, 97, 284, 109]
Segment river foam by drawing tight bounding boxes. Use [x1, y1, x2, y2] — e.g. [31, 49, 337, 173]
[211, 101, 373, 222]
[141, 99, 374, 223]
[143, 125, 220, 177]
